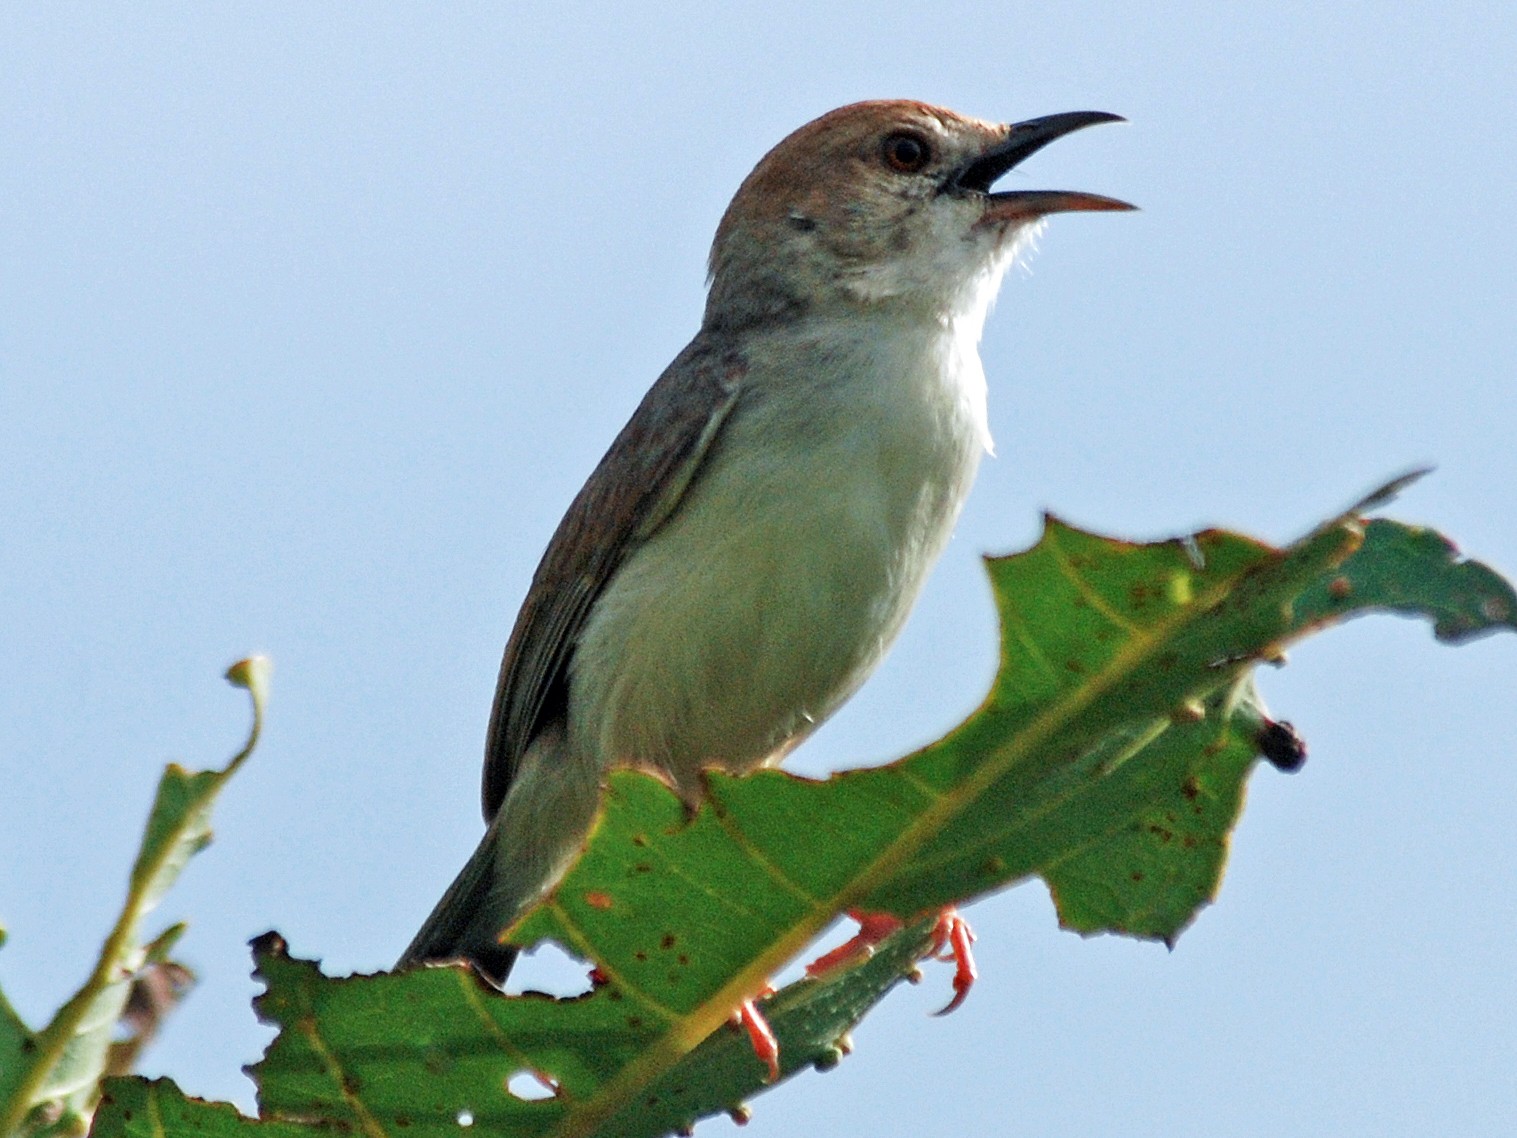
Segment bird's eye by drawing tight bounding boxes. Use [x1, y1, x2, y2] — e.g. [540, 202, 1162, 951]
[881, 132, 931, 174]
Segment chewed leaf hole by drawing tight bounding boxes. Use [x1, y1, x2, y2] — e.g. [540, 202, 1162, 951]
[504, 940, 594, 998]
[507, 1071, 557, 1101]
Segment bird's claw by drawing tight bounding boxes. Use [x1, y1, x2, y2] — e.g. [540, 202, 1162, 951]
[929, 908, 977, 1016]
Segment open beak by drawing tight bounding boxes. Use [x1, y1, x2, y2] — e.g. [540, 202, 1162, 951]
[952, 110, 1135, 222]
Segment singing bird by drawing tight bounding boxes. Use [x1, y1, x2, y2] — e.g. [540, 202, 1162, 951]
[400, 100, 1131, 990]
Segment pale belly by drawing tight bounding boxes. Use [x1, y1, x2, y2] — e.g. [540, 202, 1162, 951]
[567, 355, 985, 794]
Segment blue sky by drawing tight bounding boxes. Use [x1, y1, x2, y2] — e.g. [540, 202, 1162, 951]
[3, 5, 1514, 1135]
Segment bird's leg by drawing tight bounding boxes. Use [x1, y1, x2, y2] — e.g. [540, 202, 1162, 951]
[805, 908, 978, 1015]
[802, 912, 905, 975]
[732, 989, 780, 1082]
[609, 963, 782, 1081]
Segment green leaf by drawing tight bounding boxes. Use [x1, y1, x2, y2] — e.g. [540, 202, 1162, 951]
[91, 1079, 308, 1138]
[98, 498, 1517, 1138]
[1295, 517, 1517, 640]
[101, 926, 197, 1083]
[0, 934, 35, 1114]
[233, 917, 935, 1138]
[0, 658, 269, 1138]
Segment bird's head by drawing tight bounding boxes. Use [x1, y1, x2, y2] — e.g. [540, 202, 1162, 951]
[705, 100, 1132, 331]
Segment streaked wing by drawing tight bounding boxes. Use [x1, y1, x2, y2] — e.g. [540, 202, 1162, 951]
[480, 338, 747, 818]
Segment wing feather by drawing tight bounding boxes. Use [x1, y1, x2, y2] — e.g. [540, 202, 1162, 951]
[480, 339, 747, 818]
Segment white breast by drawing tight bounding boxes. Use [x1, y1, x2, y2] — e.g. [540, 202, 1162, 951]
[569, 310, 992, 794]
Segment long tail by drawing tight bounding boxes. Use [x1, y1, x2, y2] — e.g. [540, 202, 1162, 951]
[396, 830, 519, 985]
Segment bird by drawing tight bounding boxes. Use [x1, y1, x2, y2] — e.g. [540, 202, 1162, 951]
[399, 100, 1131, 1001]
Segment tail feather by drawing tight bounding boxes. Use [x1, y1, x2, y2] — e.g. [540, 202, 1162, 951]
[397, 831, 519, 985]
[400, 726, 600, 987]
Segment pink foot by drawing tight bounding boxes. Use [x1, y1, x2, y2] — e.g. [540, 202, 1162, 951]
[805, 908, 978, 1015]
[733, 993, 780, 1083]
[803, 911, 904, 975]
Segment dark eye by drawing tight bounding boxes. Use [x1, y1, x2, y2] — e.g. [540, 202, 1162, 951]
[882, 131, 931, 174]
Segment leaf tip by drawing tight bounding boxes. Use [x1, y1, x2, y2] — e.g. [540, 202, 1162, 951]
[224, 655, 272, 701]
[249, 929, 288, 964]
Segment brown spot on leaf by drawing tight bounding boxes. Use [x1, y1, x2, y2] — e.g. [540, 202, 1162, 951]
[1181, 776, 1200, 801]
[585, 891, 614, 910]
[661, 933, 677, 950]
